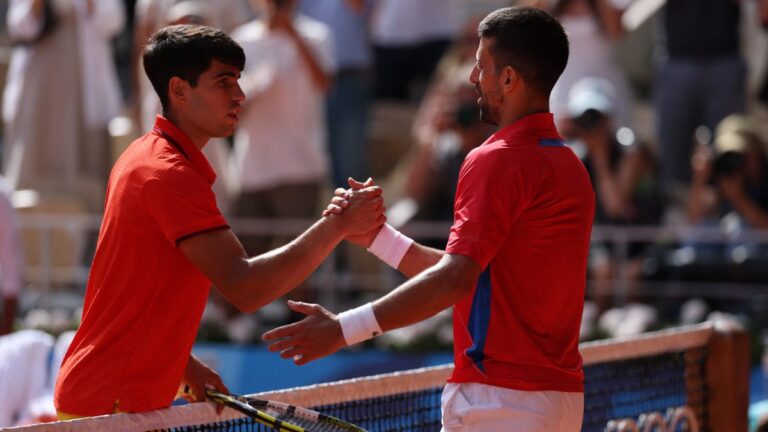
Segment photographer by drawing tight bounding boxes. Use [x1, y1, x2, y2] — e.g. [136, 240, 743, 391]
[566, 78, 663, 310]
[688, 115, 768, 238]
[404, 76, 493, 225]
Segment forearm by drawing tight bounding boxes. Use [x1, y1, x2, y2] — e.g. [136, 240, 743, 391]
[728, 196, 768, 229]
[687, 182, 716, 223]
[2, 297, 17, 335]
[373, 255, 475, 332]
[227, 217, 344, 312]
[290, 33, 331, 92]
[397, 242, 444, 277]
[593, 164, 628, 219]
[595, 0, 624, 39]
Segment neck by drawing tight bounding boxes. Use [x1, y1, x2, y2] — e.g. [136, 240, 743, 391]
[497, 92, 550, 129]
[164, 111, 209, 150]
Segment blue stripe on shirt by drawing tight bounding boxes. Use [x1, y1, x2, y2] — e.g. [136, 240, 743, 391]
[465, 266, 492, 373]
[539, 138, 566, 147]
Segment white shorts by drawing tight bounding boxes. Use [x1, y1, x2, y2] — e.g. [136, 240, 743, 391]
[440, 382, 584, 432]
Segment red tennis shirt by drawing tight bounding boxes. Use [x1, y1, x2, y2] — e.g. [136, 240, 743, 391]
[54, 116, 229, 415]
[446, 113, 595, 392]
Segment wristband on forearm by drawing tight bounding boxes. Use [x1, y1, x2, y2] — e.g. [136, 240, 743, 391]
[338, 303, 383, 346]
[367, 224, 414, 269]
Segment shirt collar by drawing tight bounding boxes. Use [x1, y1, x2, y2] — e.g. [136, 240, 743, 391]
[486, 112, 562, 145]
[151, 115, 217, 185]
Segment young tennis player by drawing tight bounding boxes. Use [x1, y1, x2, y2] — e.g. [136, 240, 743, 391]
[264, 7, 595, 431]
[53, 24, 385, 418]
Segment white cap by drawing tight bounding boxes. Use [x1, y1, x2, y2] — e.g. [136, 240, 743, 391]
[566, 77, 616, 118]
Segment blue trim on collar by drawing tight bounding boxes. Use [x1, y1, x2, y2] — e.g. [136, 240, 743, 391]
[539, 138, 566, 147]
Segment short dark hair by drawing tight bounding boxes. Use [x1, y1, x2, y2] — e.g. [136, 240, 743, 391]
[478, 7, 569, 95]
[142, 24, 246, 113]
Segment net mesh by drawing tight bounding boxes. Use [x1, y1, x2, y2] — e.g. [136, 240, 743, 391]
[8, 322, 727, 432]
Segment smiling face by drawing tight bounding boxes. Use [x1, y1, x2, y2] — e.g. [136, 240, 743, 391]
[183, 59, 245, 138]
[469, 37, 504, 126]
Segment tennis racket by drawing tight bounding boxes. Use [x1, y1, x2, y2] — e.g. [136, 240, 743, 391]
[205, 389, 367, 432]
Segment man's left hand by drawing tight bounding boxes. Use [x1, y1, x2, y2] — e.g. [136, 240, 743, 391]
[181, 354, 229, 413]
[262, 300, 346, 366]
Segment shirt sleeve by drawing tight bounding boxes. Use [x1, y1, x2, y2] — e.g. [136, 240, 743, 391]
[141, 164, 229, 245]
[445, 147, 536, 268]
[304, 18, 336, 74]
[7, 0, 43, 41]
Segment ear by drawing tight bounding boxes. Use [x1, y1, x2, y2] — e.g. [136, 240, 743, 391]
[168, 76, 189, 108]
[500, 66, 519, 94]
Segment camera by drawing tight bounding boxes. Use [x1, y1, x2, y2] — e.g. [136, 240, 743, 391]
[454, 102, 480, 128]
[573, 109, 607, 131]
[711, 151, 745, 180]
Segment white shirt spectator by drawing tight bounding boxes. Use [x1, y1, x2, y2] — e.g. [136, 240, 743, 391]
[230, 15, 335, 192]
[370, 0, 461, 46]
[0, 330, 54, 427]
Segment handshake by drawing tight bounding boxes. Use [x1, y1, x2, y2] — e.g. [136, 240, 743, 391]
[321, 177, 388, 249]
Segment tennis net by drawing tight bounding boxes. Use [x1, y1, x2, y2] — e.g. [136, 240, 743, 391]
[8, 320, 748, 432]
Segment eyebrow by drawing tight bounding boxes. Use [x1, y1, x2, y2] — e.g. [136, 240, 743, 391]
[213, 71, 240, 79]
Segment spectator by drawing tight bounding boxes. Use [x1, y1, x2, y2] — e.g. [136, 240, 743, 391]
[566, 78, 663, 309]
[228, 0, 334, 301]
[544, 0, 634, 129]
[299, 0, 373, 189]
[0, 330, 53, 427]
[2, 0, 125, 212]
[370, 0, 462, 101]
[686, 115, 768, 265]
[654, 0, 746, 193]
[411, 16, 483, 148]
[405, 72, 493, 226]
[0, 176, 23, 335]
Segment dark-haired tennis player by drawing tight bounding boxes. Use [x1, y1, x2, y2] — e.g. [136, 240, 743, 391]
[264, 7, 594, 431]
[54, 24, 385, 418]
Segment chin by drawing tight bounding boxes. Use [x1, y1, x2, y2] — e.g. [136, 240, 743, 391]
[480, 110, 498, 126]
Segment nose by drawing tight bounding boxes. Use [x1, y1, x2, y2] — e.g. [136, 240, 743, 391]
[469, 64, 479, 84]
[233, 83, 246, 102]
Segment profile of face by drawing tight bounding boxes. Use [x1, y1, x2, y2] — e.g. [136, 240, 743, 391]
[469, 37, 504, 126]
[178, 59, 245, 138]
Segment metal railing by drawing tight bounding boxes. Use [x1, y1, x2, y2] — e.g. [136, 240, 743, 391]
[16, 213, 768, 311]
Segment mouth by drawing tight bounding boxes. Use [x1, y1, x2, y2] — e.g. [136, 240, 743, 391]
[227, 107, 241, 122]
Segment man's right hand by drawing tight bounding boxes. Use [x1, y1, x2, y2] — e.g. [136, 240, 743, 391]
[324, 178, 385, 247]
[327, 178, 385, 240]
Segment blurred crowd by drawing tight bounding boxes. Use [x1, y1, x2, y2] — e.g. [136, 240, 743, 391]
[0, 0, 768, 424]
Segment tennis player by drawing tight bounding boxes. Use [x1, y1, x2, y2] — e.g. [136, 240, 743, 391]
[263, 7, 594, 431]
[53, 25, 385, 418]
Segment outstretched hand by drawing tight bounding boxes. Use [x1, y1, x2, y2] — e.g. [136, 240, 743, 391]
[262, 300, 347, 366]
[323, 178, 385, 247]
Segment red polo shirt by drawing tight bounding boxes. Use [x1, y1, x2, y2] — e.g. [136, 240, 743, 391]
[446, 113, 595, 392]
[55, 116, 228, 415]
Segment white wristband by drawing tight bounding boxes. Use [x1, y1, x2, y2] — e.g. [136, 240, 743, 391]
[338, 303, 383, 346]
[367, 223, 414, 269]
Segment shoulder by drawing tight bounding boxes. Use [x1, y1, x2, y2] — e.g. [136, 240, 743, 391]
[116, 135, 200, 188]
[295, 15, 331, 42]
[231, 20, 265, 42]
[463, 140, 531, 174]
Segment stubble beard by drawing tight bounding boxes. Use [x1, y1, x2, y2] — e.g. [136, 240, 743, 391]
[476, 84, 499, 126]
